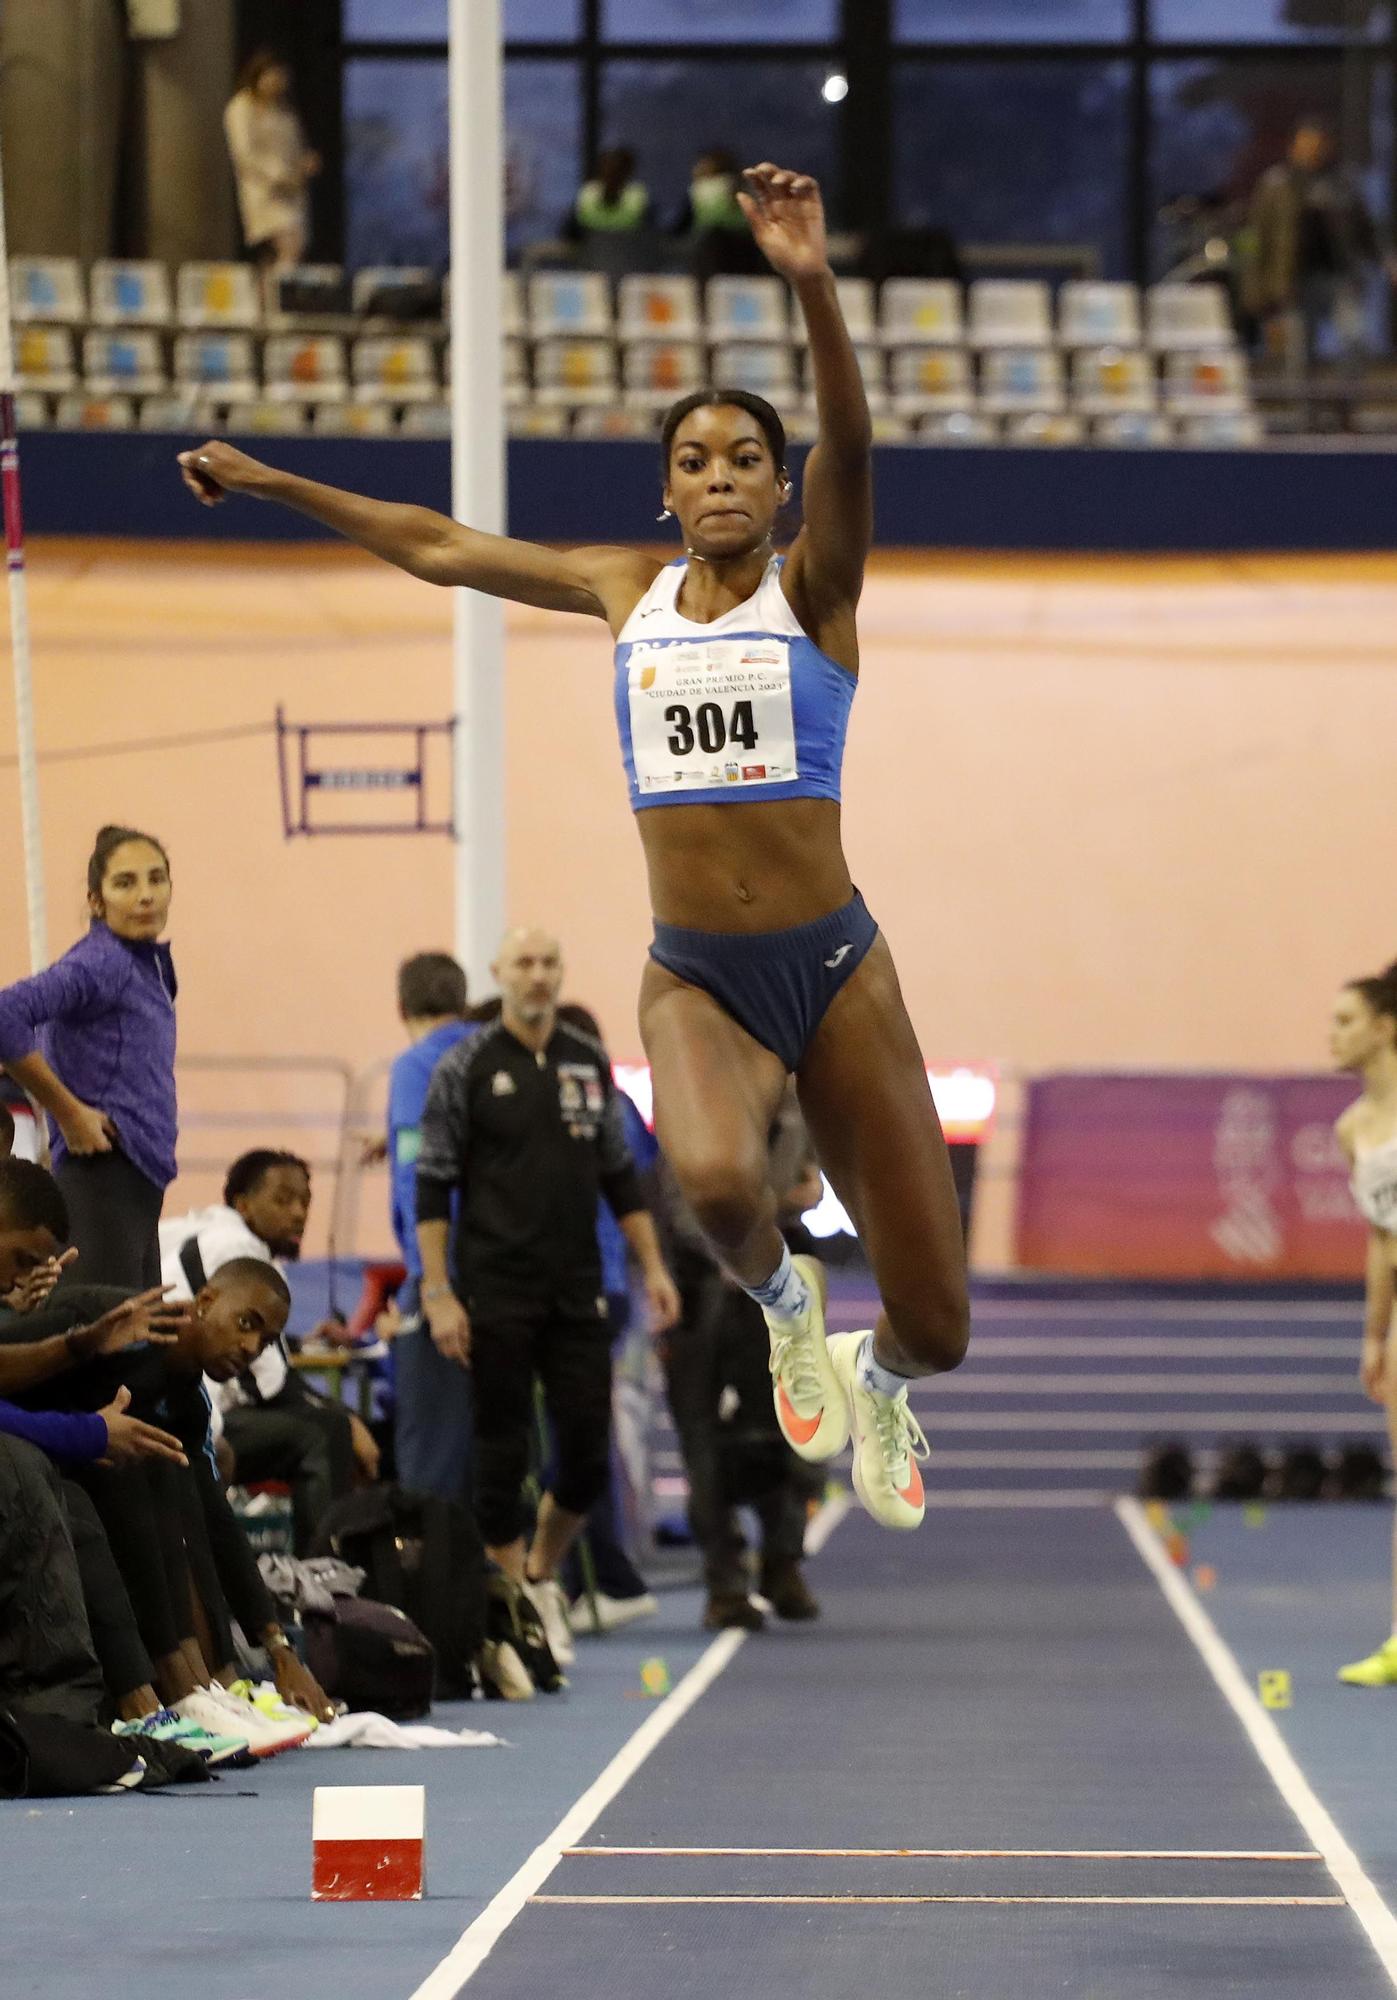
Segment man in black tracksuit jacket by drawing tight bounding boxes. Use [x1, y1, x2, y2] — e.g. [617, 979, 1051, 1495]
[415, 928, 677, 1621]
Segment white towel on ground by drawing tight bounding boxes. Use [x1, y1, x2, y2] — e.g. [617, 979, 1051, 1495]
[304, 1712, 506, 1751]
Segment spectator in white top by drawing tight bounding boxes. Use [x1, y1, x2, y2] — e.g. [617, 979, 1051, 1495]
[223, 48, 320, 291]
[159, 1149, 378, 1550]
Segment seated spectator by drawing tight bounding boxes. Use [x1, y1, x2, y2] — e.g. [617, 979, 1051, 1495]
[565, 145, 652, 244]
[673, 146, 762, 280]
[159, 1149, 379, 1551]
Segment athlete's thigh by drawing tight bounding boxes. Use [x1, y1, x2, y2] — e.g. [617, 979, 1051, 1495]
[638, 957, 789, 1185]
[795, 936, 966, 1326]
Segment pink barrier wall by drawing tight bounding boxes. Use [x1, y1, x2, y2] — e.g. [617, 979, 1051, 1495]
[1017, 1073, 1365, 1280]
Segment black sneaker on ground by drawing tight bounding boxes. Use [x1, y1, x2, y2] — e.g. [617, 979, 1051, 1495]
[760, 1560, 821, 1622]
[124, 1733, 212, 1787]
[703, 1591, 765, 1632]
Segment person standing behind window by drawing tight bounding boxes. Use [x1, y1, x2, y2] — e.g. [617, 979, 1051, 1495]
[223, 48, 320, 291]
[385, 952, 474, 1503]
[0, 826, 177, 1289]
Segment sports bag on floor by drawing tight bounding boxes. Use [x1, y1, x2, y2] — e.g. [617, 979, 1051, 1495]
[310, 1485, 487, 1699]
[303, 1598, 436, 1721]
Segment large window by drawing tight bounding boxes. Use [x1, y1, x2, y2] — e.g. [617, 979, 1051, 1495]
[335, 5, 1397, 285]
[896, 61, 1133, 272]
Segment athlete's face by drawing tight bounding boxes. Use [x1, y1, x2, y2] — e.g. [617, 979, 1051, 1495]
[664, 406, 787, 560]
[1330, 987, 1395, 1071]
[189, 1278, 287, 1380]
[234, 1163, 311, 1260]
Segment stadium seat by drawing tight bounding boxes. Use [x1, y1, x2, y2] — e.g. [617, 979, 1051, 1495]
[351, 336, 438, 402]
[1146, 282, 1235, 351]
[968, 280, 1054, 349]
[880, 279, 964, 348]
[1177, 410, 1263, 446]
[533, 337, 618, 406]
[14, 392, 50, 430]
[137, 393, 203, 432]
[172, 332, 259, 401]
[263, 335, 350, 402]
[793, 276, 877, 346]
[89, 259, 173, 327]
[805, 344, 887, 412]
[527, 270, 613, 340]
[10, 257, 84, 325]
[351, 266, 439, 318]
[1002, 410, 1086, 446]
[15, 327, 77, 394]
[1161, 349, 1250, 417]
[979, 347, 1066, 413]
[1094, 411, 1174, 447]
[705, 275, 790, 345]
[617, 275, 703, 344]
[869, 410, 912, 443]
[622, 339, 706, 411]
[1058, 281, 1141, 349]
[888, 346, 974, 417]
[1070, 346, 1156, 417]
[504, 335, 529, 407]
[399, 403, 453, 437]
[572, 407, 658, 439]
[710, 341, 798, 401]
[267, 265, 351, 325]
[82, 330, 167, 399]
[176, 261, 260, 328]
[314, 401, 396, 436]
[917, 410, 997, 444]
[221, 400, 310, 436]
[53, 394, 135, 431]
[508, 405, 570, 438]
[502, 271, 524, 339]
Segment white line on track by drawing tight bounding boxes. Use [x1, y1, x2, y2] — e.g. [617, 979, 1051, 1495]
[1116, 1495, 1397, 1989]
[407, 1494, 852, 2000]
[564, 1846, 1323, 1861]
[530, 1893, 1344, 1909]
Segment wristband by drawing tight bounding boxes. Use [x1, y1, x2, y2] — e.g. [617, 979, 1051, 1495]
[422, 1283, 453, 1302]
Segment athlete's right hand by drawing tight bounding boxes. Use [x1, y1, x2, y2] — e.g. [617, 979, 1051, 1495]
[426, 1294, 471, 1368]
[60, 1101, 116, 1156]
[177, 440, 267, 506]
[74, 1287, 185, 1360]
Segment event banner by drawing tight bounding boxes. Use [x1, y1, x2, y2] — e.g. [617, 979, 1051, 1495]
[1016, 1073, 1365, 1280]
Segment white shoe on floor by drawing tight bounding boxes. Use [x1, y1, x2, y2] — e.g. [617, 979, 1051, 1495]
[525, 1576, 577, 1667]
[764, 1255, 850, 1463]
[184, 1685, 310, 1759]
[826, 1331, 929, 1531]
[570, 1590, 659, 1636]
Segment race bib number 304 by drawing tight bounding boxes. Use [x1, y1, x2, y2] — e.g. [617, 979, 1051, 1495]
[628, 637, 798, 794]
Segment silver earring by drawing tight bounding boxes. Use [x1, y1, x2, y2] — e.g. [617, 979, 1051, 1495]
[657, 506, 672, 522]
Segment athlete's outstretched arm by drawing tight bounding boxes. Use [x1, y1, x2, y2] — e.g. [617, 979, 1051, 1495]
[176, 442, 653, 621]
[739, 164, 872, 618]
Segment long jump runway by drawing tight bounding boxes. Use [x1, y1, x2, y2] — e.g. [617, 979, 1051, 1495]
[419, 1500, 1397, 2000]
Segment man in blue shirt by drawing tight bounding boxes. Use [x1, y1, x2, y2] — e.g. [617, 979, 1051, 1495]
[386, 954, 474, 1500]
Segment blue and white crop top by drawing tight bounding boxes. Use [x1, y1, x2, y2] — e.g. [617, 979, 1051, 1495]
[613, 555, 856, 812]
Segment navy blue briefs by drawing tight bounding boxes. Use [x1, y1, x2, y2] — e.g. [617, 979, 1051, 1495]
[649, 890, 879, 1073]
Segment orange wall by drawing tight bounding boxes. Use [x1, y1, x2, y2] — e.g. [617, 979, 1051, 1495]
[3, 540, 1396, 1259]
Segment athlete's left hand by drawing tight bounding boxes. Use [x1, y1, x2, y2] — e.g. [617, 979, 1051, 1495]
[738, 164, 829, 283]
[2, 1245, 78, 1313]
[643, 1265, 682, 1337]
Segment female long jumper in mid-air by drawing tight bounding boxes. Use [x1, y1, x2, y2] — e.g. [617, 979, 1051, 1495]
[179, 163, 970, 1531]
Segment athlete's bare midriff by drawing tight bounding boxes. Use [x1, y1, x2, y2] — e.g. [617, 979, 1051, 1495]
[637, 795, 855, 932]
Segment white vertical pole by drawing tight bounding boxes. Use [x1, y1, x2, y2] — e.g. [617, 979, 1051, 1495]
[0, 137, 47, 972]
[448, 0, 507, 992]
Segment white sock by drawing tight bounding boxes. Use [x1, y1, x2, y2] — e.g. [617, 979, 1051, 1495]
[857, 1332, 915, 1399]
[744, 1244, 810, 1322]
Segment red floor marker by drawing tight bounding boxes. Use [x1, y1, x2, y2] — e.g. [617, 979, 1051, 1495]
[312, 1785, 425, 1901]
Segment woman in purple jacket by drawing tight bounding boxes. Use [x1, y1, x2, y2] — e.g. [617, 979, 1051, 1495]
[0, 826, 178, 1286]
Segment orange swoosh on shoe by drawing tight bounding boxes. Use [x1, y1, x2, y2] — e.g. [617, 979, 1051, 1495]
[898, 1460, 924, 1508]
[777, 1382, 824, 1447]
